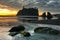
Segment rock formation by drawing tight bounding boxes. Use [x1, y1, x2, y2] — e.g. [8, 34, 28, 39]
[17, 7, 38, 16]
[34, 27, 60, 35]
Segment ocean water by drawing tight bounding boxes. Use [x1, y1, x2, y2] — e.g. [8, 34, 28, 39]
[0, 17, 60, 40]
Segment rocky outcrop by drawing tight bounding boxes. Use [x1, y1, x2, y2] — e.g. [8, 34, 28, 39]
[47, 12, 53, 20]
[8, 25, 25, 36]
[17, 7, 38, 16]
[34, 27, 60, 35]
[8, 25, 31, 37]
[9, 25, 25, 32]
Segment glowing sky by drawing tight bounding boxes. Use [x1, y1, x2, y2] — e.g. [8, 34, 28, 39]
[0, 8, 17, 15]
[0, 0, 60, 16]
[0, 4, 18, 16]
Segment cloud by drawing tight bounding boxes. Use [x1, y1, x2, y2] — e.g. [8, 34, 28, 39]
[0, 0, 60, 12]
[36, 0, 60, 12]
[46, 0, 55, 4]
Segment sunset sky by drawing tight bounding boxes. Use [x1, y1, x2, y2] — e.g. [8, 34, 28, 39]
[0, 0, 60, 16]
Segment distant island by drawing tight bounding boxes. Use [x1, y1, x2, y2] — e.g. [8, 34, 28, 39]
[16, 7, 60, 25]
[17, 7, 38, 16]
[16, 7, 39, 21]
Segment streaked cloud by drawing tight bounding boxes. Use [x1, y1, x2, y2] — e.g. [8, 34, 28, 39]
[46, 0, 55, 4]
[0, 0, 60, 12]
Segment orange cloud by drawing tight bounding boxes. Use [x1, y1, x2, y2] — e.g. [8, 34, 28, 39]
[0, 4, 18, 16]
[0, 8, 18, 15]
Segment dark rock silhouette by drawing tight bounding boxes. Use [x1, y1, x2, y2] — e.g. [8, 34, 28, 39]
[17, 7, 38, 16]
[20, 31, 31, 37]
[34, 27, 60, 35]
[47, 12, 53, 20]
[9, 25, 25, 32]
[42, 12, 46, 20]
[24, 32, 31, 37]
[8, 25, 25, 36]
[17, 7, 39, 21]
[9, 25, 31, 37]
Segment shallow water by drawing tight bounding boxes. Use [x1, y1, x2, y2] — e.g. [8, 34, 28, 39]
[0, 17, 60, 40]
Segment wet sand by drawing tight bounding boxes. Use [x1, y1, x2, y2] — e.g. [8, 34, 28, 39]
[25, 19, 60, 26]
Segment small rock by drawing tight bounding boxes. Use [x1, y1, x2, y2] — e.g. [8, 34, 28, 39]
[20, 31, 31, 37]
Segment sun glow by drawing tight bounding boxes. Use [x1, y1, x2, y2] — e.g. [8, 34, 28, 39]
[0, 8, 17, 16]
[38, 11, 43, 16]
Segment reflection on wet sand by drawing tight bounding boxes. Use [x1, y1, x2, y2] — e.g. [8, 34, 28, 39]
[0, 17, 18, 40]
[0, 17, 19, 40]
[0, 17, 60, 40]
[0, 17, 18, 22]
[0, 26, 12, 40]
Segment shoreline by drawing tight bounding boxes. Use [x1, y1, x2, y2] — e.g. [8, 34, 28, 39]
[21, 19, 60, 26]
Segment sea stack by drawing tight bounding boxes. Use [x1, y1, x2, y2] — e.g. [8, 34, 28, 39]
[17, 7, 38, 21]
[17, 7, 38, 16]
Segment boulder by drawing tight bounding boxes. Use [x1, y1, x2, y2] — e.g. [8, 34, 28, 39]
[20, 31, 31, 37]
[9, 25, 25, 32]
[48, 30, 60, 35]
[34, 27, 60, 35]
[8, 25, 25, 36]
